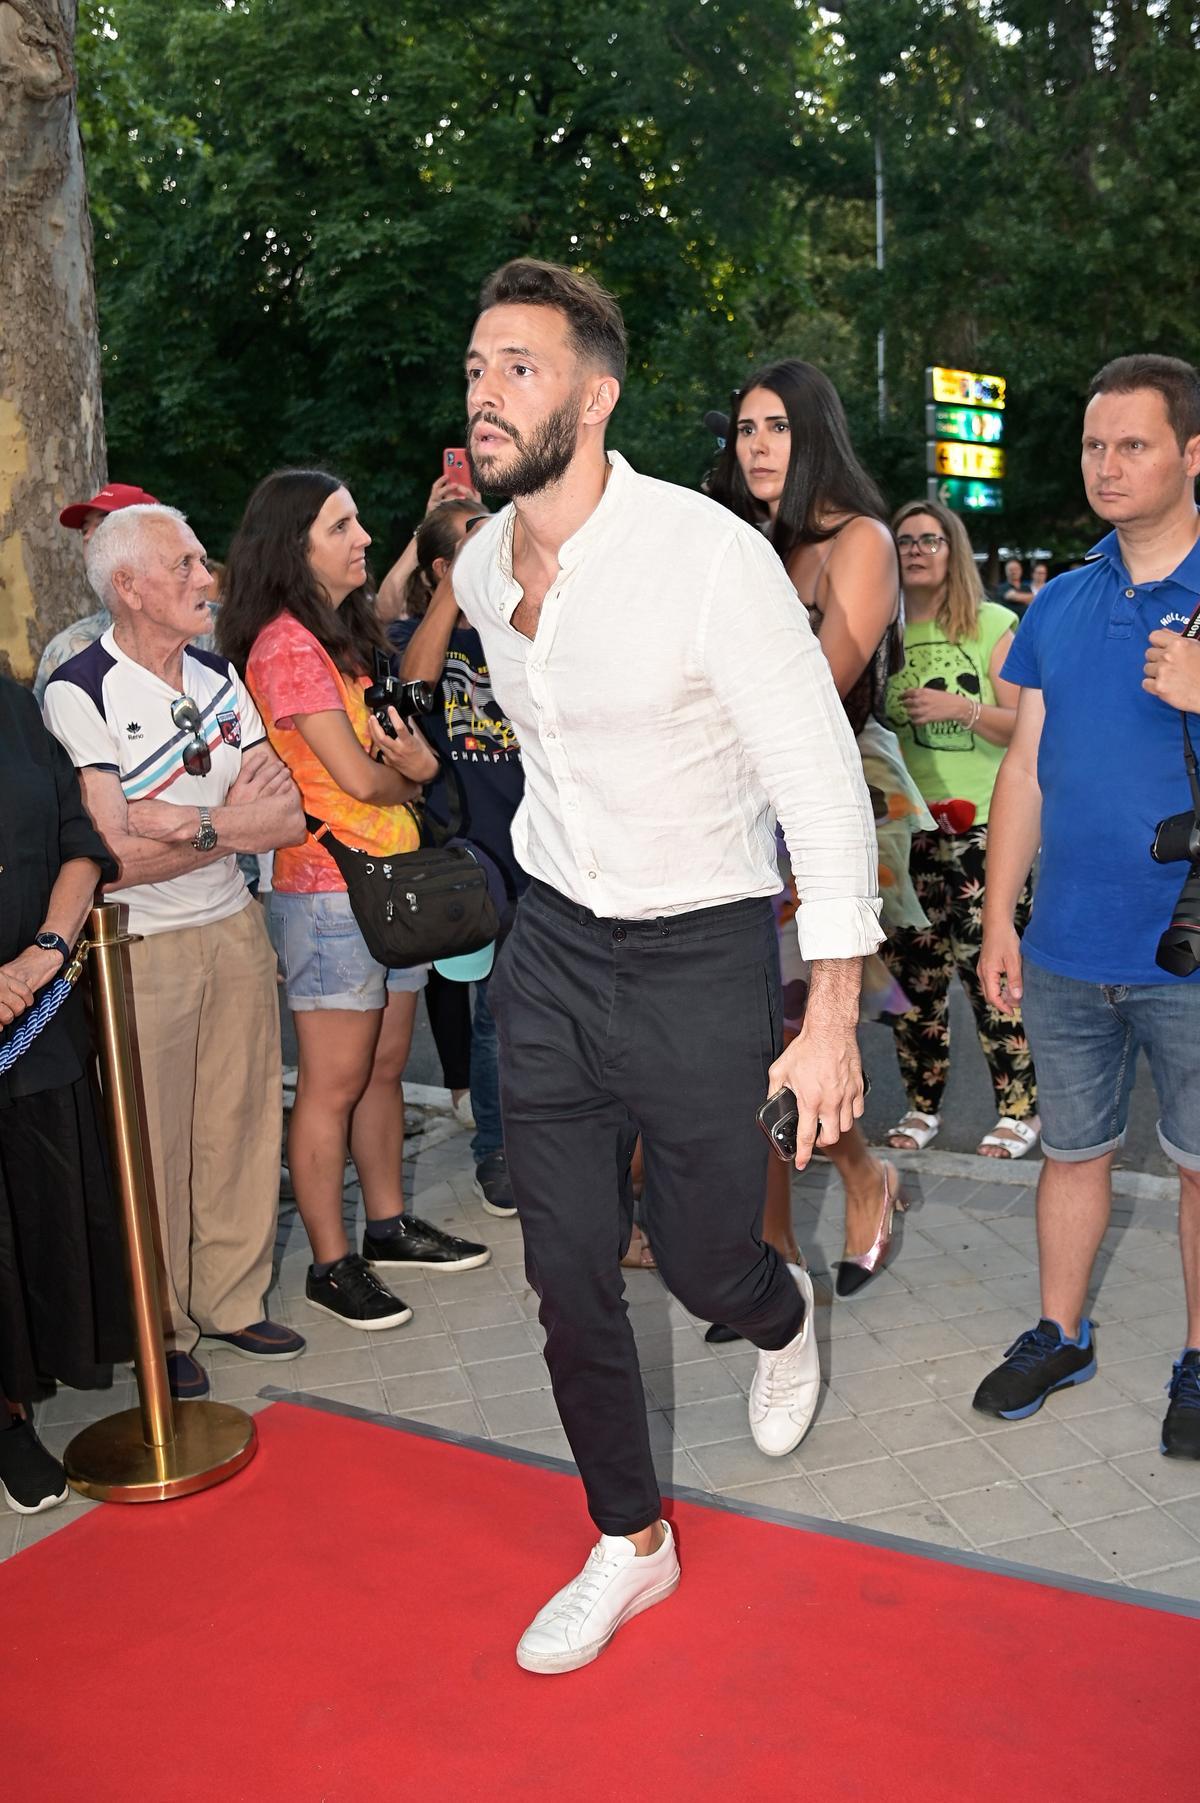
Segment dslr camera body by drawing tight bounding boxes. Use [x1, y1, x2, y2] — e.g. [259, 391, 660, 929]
[1151, 803, 1200, 978]
[364, 650, 436, 740]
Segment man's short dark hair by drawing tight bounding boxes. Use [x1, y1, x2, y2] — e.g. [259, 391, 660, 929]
[477, 259, 627, 383]
[1087, 354, 1200, 450]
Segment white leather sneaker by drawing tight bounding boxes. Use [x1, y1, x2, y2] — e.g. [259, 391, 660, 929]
[516, 1522, 680, 1674]
[749, 1262, 820, 1456]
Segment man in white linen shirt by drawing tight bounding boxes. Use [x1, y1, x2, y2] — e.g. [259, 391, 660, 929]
[453, 259, 882, 1675]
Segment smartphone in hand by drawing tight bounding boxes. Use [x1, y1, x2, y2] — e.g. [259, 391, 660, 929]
[756, 1075, 870, 1162]
[442, 447, 471, 489]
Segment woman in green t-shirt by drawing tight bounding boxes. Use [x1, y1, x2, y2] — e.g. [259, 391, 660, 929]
[883, 499, 1040, 1159]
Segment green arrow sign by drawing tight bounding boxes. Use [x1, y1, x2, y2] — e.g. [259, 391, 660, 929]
[926, 476, 1004, 514]
[925, 404, 1004, 446]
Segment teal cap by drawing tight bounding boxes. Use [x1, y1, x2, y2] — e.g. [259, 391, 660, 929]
[433, 941, 495, 982]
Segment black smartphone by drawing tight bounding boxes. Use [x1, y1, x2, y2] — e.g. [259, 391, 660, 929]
[756, 1074, 871, 1163]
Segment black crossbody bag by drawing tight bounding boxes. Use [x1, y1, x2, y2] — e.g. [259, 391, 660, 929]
[304, 759, 499, 970]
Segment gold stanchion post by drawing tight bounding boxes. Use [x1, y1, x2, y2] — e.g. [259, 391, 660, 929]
[64, 903, 257, 1501]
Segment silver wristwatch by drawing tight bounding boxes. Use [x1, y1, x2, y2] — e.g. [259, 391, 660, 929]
[191, 805, 218, 852]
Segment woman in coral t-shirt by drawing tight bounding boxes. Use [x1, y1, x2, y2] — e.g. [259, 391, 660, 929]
[220, 470, 490, 1333]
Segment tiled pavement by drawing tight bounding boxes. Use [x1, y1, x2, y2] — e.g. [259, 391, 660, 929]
[6, 1098, 1200, 1611]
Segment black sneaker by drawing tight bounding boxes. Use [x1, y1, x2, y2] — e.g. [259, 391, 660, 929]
[472, 1149, 517, 1218]
[1162, 1348, 1200, 1459]
[0, 1418, 69, 1516]
[306, 1254, 413, 1330]
[362, 1215, 491, 1272]
[972, 1317, 1097, 1420]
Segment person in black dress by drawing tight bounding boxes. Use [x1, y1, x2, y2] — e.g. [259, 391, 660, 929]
[0, 676, 130, 1515]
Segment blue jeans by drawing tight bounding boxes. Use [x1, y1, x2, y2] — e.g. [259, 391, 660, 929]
[1020, 959, 1200, 1172]
[469, 978, 503, 1164]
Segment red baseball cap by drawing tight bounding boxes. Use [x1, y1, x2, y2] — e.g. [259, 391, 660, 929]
[59, 482, 159, 530]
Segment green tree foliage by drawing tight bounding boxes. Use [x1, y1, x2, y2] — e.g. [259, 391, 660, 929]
[78, 0, 818, 551]
[78, 1, 1200, 559]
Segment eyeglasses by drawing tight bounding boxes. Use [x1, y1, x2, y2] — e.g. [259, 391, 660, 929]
[896, 533, 949, 554]
[170, 695, 212, 777]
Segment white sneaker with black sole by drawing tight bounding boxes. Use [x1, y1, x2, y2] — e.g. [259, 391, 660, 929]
[305, 1254, 413, 1330]
[516, 1522, 680, 1674]
[748, 1262, 820, 1456]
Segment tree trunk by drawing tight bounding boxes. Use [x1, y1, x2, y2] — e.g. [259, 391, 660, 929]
[0, 0, 104, 684]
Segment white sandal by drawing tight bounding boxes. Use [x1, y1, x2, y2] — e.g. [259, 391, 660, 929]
[885, 1111, 941, 1151]
[978, 1115, 1041, 1159]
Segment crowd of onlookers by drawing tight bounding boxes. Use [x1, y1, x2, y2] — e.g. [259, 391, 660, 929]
[3, 320, 1200, 1527]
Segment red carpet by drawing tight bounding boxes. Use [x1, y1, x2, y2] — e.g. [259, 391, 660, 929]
[2, 1398, 1195, 1801]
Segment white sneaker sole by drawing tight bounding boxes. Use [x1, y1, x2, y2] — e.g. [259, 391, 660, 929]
[471, 1178, 518, 1218]
[364, 1247, 492, 1273]
[1, 1478, 70, 1516]
[200, 1338, 306, 1363]
[304, 1296, 413, 1331]
[516, 1566, 681, 1674]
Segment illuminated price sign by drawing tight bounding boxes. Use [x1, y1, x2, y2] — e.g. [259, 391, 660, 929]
[927, 366, 1006, 410]
[926, 477, 1004, 513]
[927, 440, 1006, 481]
[925, 404, 1004, 446]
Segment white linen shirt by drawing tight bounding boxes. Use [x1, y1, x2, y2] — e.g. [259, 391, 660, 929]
[453, 451, 883, 960]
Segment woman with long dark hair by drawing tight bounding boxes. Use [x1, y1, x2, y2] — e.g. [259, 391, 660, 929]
[708, 360, 930, 1298]
[219, 469, 491, 1333]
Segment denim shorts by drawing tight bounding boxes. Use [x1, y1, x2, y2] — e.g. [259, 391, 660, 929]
[1020, 959, 1200, 1171]
[267, 890, 427, 1013]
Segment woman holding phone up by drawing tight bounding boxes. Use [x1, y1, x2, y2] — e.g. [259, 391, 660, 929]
[219, 470, 491, 1334]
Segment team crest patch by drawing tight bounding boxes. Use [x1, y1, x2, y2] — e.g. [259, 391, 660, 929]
[217, 710, 241, 747]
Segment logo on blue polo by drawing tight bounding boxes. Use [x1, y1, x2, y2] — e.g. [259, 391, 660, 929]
[217, 710, 241, 747]
[1160, 610, 1191, 631]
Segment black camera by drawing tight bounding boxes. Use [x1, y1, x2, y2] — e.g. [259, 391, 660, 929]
[1151, 810, 1200, 978]
[364, 652, 436, 739]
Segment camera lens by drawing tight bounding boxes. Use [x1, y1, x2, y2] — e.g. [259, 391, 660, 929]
[1155, 863, 1200, 978]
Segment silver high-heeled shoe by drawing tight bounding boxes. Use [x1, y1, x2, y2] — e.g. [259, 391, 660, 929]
[836, 1162, 908, 1298]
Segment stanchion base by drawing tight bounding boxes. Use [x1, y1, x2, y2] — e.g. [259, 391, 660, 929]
[64, 1401, 257, 1503]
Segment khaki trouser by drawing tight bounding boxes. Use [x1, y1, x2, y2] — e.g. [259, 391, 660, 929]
[127, 901, 282, 1354]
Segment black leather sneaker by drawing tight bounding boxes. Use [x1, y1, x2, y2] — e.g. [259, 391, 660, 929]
[0, 1418, 69, 1516]
[1162, 1349, 1200, 1459]
[362, 1215, 491, 1272]
[973, 1317, 1097, 1420]
[306, 1254, 413, 1330]
[472, 1150, 518, 1218]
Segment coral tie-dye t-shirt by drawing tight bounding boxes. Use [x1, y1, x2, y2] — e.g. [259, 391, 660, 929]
[246, 612, 419, 894]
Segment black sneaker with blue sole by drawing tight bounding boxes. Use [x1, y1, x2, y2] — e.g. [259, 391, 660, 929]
[1161, 1348, 1200, 1458]
[972, 1317, 1097, 1420]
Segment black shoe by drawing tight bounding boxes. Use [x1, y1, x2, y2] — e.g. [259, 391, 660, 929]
[0, 1418, 69, 1516]
[705, 1323, 743, 1344]
[166, 1350, 210, 1399]
[1162, 1348, 1200, 1459]
[472, 1150, 517, 1218]
[972, 1317, 1096, 1420]
[306, 1254, 413, 1330]
[363, 1215, 491, 1272]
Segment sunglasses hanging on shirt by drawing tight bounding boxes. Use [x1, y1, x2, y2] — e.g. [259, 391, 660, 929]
[170, 695, 212, 777]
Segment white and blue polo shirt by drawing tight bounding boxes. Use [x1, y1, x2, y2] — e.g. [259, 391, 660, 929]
[44, 628, 266, 936]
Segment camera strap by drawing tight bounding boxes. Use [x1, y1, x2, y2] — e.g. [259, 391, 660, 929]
[1179, 601, 1200, 816]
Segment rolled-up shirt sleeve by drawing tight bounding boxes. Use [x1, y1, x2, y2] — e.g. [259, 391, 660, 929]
[699, 527, 883, 961]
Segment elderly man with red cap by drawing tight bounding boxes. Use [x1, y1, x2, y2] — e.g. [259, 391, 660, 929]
[34, 483, 220, 701]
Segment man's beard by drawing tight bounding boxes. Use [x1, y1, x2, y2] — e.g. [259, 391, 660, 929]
[468, 392, 581, 499]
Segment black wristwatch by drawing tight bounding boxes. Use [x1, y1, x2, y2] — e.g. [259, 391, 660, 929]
[35, 931, 72, 972]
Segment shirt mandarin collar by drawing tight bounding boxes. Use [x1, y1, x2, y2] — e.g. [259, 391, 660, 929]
[490, 452, 629, 624]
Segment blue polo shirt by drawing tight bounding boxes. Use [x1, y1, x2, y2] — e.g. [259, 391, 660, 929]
[1001, 528, 1200, 985]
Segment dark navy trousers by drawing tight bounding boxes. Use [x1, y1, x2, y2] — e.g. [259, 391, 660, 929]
[488, 879, 804, 1536]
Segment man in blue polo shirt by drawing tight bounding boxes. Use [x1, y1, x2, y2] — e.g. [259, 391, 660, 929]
[977, 354, 1200, 1460]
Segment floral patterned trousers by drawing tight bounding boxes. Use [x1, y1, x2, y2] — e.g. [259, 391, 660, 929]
[886, 826, 1037, 1121]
